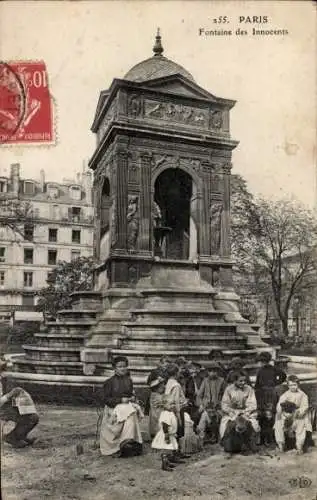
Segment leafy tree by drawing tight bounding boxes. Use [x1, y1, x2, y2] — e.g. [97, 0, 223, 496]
[0, 196, 35, 239]
[235, 196, 317, 337]
[36, 256, 96, 318]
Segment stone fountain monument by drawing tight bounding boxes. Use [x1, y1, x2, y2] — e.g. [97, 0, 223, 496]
[5, 31, 273, 401]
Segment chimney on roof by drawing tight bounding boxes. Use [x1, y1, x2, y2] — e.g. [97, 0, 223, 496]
[40, 169, 45, 192]
[81, 170, 92, 205]
[10, 163, 20, 194]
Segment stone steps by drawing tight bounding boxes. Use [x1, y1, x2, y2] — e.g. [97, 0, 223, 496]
[130, 308, 226, 323]
[69, 291, 102, 311]
[122, 323, 237, 337]
[23, 344, 81, 362]
[34, 333, 84, 348]
[110, 347, 259, 367]
[12, 358, 83, 376]
[45, 322, 97, 334]
[57, 310, 101, 322]
[119, 339, 245, 351]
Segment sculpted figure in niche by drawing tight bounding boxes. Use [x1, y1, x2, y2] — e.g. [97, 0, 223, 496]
[127, 195, 140, 250]
[210, 201, 223, 254]
[152, 200, 162, 228]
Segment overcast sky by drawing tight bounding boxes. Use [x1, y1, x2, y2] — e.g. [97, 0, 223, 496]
[0, 1, 316, 206]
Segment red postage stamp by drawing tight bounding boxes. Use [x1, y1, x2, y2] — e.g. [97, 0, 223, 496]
[0, 60, 53, 145]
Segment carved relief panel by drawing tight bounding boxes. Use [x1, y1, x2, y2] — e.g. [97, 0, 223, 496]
[97, 98, 117, 144]
[144, 99, 209, 129]
[128, 153, 139, 185]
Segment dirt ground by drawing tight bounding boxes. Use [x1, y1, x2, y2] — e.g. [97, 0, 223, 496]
[1, 405, 317, 500]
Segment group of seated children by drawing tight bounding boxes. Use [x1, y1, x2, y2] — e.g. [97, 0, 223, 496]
[0, 353, 314, 469]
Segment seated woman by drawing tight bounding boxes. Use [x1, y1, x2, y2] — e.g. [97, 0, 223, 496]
[220, 370, 260, 454]
[99, 356, 143, 457]
[274, 375, 312, 455]
[196, 361, 226, 443]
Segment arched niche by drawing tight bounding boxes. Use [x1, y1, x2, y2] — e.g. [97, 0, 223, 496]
[99, 177, 111, 260]
[154, 167, 198, 260]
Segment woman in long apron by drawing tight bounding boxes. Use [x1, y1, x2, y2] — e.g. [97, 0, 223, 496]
[99, 356, 143, 457]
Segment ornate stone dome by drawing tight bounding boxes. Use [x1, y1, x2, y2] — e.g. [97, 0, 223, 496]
[124, 29, 195, 83]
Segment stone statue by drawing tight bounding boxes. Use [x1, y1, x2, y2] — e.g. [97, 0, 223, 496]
[127, 195, 139, 250]
[210, 201, 223, 254]
[152, 200, 162, 228]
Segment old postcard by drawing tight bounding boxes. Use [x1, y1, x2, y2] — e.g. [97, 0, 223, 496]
[0, 1, 316, 499]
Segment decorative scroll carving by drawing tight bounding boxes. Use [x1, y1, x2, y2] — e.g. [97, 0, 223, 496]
[212, 174, 225, 193]
[154, 154, 168, 168]
[128, 265, 138, 284]
[127, 195, 139, 250]
[210, 200, 223, 254]
[144, 99, 209, 128]
[128, 94, 142, 117]
[152, 200, 162, 228]
[222, 163, 232, 175]
[210, 110, 223, 129]
[178, 157, 201, 176]
[212, 268, 220, 287]
[128, 159, 139, 184]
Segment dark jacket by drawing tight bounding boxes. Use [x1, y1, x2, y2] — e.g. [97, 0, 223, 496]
[102, 374, 133, 408]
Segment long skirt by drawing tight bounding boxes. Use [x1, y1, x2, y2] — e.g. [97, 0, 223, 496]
[100, 406, 143, 456]
[255, 386, 279, 413]
[149, 392, 164, 438]
[219, 414, 260, 440]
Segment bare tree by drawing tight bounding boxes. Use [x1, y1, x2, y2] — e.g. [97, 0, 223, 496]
[0, 196, 35, 239]
[238, 197, 317, 337]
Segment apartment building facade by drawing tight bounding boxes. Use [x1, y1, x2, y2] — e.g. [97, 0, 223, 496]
[0, 164, 94, 318]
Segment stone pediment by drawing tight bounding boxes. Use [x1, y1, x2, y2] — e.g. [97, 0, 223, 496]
[94, 90, 110, 123]
[141, 74, 227, 105]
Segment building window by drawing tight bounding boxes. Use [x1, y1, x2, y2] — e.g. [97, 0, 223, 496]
[0, 181, 6, 193]
[69, 206, 81, 222]
[24, 248, 34, 264]
[24, 224, 34, 241]
[24, 271, 33, 287]
[52, 204, 59, 219]
[0, 247, 5, 263]
[0, 271, 5, 285]
[72, 230, 81, 244]
[24, 181, 35, 195]
[47, 271, 54, 284]
[70, 186, 81, 201]
[71, 250, 80, 261]
[48, 249, 57, 265]
[47, 184, 59, 199]
[22, 294, 34, 307]
[49, 228, 58, 242]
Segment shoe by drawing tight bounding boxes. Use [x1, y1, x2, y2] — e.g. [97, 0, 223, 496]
[12, 440, 29, 449]
[161, 454, 175, 471]
[168, 455, 186, 464]
[3, 435, 28, 448]
[25, 437, 36, 445]
[167, 459, 176, 468]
